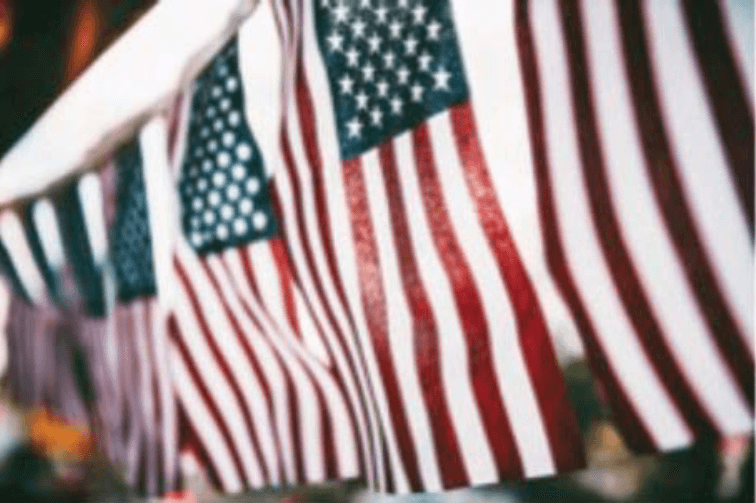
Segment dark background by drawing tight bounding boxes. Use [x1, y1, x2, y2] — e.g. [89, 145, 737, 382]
[0, 0, 155, 161]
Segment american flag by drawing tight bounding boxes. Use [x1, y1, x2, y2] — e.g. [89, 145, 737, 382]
[261, 0, 586, 492]
[518, 0, 753, 450]
[169, 36, 362, 493]
[254, 0, 753, 493]
[0, 123, 181, 496]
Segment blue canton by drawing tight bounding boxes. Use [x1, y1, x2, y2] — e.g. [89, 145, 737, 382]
[111, 141, 157, 303]
[315, 0, 469, 159]
[178, 37, 277, 255]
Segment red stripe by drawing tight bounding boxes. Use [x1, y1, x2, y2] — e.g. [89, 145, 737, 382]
[411, 124, 524, 479]
[617, 0, 754, 405]
[342, 156, 424, 490]
[681, 0, 754, 233]
[174, 259, 267, 486]
[268, 239, 302, 337]
[168, 316, 246, 488]
[319, 379, 339, 480]
[514, 0, 656, 452]
[559, 0, 718, 435]
[177, 404, 224, 491]
[449, 103, 585, 472]
[239, 248, 264, 302]
[377, 141, 469, 488]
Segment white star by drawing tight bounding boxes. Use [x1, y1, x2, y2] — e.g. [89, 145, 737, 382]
[345, 46, 360, 67]
[374, 5, 389, 24]
[398, 0, 409, 8]
[410, 82, 425, 102]
[370, 106, 384, 126]
[346, 116, 363, 138]
[367, 33, 382, 53]
[332, 1, 350, 23]
[339, 74, 355, 94]
[427, 19, 442, 40]
[376, 79, 390, 98]
[382, 51, 396, 69]
[360, 0, 371, 7]
[403, 36, 419, 56]
[388, 19, 403, 39]
[396, 65, 411, 85]
[390, 95, 404, 115]
[412, 4, 428, 25]
[433, 66, 452, 91]
[355, 90, 370, 110]
[351, 18, 367, 39]
[321, 0, 330, 8]
[418, 51, 433, 72]
[361, 62, 376, 82]
[327, 30, 344, 52]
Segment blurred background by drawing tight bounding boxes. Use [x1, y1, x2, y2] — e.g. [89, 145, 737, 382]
[0, 1, 752, 502]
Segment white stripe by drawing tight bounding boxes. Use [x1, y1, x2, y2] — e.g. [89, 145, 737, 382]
[361, 149, 442, 490]
[230, 245, 360, 479]
[173, 249, 265, 487]
[77, 173, 109, 266]
[392, 131, 496, 485]
[449, 0, 585, 362]
[170, 343, 243, 493]
[529, 0, 693, 450]
[149, 302, 179, 491]
[140, 117, 180, 310]
[123, 311, 143, 486]
[238, 0, 283, 180]
[32, 199, 65, 271]
[133, 301, 158, 495]
[583, 0, 753, 434]
[643, 0, 754, 348]
[221, 248, 298, 484]
[428, 113, 556, 477]
[207, 252, 324, 484]
[0, 211, 46, 303]
[296, 0, 392, 488]
[720, 0, 754, 107]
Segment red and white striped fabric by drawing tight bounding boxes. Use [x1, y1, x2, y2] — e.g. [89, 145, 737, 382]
[0, 118, 182, 497]
[518, 0, 753, 451]
[262, 0, 586, 493]
[249, 0, 753, 493]
[165, 20, 362, 492]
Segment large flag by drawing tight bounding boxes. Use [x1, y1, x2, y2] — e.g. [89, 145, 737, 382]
[254, 0, 753, 493]
[0, 121, 181, 496]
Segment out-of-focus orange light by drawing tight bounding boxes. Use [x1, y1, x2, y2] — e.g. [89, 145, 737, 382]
[65, 0, 100, 83]
[0, 0, 12, 52]
[26, 408, 95, 461]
